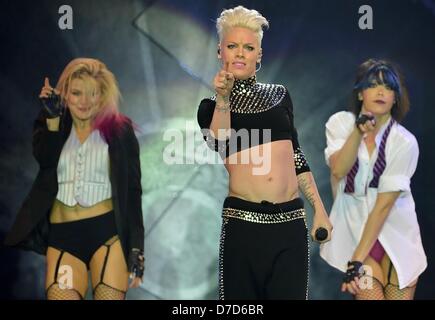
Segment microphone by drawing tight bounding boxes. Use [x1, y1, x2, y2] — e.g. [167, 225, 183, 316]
[355, 114, 376, 126]
[314, 227, 328, 242]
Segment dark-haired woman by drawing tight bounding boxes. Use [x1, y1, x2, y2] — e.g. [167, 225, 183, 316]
[320, 59, 427, 300]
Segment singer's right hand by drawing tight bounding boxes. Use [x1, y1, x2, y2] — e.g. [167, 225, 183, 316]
[213, 62, 235, 100]
[39, 77, 59, 99]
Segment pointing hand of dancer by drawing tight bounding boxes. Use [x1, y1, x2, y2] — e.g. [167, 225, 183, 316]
[39, 77, 60, 98]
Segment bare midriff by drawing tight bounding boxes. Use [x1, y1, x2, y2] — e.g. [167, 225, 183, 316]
[225, 140, 299, 204]
[49, 198, 113, 223]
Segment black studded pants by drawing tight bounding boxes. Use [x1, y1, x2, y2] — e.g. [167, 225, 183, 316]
[219, 196, 309, 300]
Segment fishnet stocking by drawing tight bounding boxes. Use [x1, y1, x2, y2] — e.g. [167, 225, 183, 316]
[93, 283, 126, 300]
[355, 276, 385, 300]
[384, 283, 416, 300]
[46, 283, 83, 300]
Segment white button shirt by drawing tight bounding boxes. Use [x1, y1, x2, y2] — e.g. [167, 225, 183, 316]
[56, 128, 112, 207]
[320, 111, 427, 289]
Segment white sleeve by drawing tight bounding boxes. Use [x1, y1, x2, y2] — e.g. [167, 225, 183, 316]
[378, 135, 419, 194]
[324, 111, 355, 167]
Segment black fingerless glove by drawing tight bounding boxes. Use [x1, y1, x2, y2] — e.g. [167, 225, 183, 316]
[128, 248, 145, 279]
[343, 260, 364, 283]
[40, 93, 63, 119]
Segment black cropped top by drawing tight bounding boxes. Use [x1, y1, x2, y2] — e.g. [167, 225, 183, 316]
[197, 76, 310, 175]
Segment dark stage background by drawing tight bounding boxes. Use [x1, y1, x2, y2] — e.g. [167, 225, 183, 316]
[0, 0, 434, 299]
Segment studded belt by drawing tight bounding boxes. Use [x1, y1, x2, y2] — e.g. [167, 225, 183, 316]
[222, 207, 306, 224]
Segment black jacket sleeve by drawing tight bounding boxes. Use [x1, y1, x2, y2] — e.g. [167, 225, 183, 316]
[124, 124, 144, 252]
[32, 109, 65, 169]
[282, 88, 311, 175]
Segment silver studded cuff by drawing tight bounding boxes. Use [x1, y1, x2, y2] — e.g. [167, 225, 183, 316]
[205, 132, 229, 158]
[201, 126, 230, 157]
[294, 147, 311, 175]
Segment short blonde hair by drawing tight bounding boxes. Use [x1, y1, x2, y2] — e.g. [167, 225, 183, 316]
[56, 58, 120, 113]
[216, 6, 269, 44]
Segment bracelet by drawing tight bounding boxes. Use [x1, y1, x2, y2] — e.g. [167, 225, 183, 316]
[215, 102, 230, 113]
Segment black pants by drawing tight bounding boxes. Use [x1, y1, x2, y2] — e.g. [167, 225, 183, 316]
[219, 197, 309, 300]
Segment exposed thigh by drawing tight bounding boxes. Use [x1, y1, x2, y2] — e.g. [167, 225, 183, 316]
[381, 254, 418, 287]
[381, 254, 417, 300]
[46, 246, 88, 298]
[89, 236, 129, 291]
[363, 255, 386, 286]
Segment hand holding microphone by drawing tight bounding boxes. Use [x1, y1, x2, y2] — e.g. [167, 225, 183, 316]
[311, 213, 333, 243]
[355, 112, 376, 134]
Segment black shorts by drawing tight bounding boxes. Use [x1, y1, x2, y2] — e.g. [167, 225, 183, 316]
[47, 211, 117, 268]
